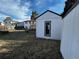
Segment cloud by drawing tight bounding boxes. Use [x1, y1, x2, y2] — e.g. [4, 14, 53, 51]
[0, 13, 7, 22]
[0, 0, 31, 21]
[0, 0, 65, 22]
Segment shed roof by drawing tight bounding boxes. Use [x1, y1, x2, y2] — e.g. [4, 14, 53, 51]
[36, 10, 61, 19]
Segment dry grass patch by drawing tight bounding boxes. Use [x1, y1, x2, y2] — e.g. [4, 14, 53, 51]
[0, 30, 63, 59]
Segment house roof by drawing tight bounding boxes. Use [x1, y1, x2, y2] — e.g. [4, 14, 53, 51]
[3, 17, 13, 22]
[24, 20, 35, 23]
[35, 10, 61, 19]
[63, 0, 79, 18]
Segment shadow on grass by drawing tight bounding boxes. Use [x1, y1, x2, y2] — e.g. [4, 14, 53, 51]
[0, 30, 35, 40]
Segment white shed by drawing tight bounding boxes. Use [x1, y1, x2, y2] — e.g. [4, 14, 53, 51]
[36, 10, 63, 40]
[61, 1, 79, 59]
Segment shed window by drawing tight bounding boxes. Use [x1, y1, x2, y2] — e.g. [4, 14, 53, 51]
[45, 21, 51, 37]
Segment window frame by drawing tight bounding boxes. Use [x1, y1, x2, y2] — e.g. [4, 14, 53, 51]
[44, 21, 51, 37]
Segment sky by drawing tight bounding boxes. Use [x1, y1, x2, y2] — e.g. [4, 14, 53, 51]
[0, 0, 65, 22]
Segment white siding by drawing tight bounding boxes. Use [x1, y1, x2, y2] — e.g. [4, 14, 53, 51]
[61, 4, 79, 59]
[36, 11, 63, 40]
[24, 22, 30, 29]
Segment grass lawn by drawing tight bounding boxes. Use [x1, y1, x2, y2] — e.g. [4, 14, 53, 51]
[0, 30, 63, 59]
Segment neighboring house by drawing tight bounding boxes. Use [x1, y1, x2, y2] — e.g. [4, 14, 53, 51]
[29, 20, 36, 29]
[24, 20, 36, 30]
[61, 1, 79, 59]
[30, 11, 38, 29]
[30, 20, 36, 29]
[24, 11, 37, 30]
[16, 22, 24, 27]
[24, 20, 31, 30]
[36, 10, 63, 40]
[15, 22, 24, 30]
[0, 22, 5, 31]
[3, 16, 16, 30]
[0, 25, 5, 31]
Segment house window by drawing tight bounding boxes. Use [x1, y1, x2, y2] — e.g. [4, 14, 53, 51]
[45, 21, 51, 37]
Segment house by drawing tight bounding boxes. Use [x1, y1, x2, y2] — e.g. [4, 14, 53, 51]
[30, 11, 38, 29]
[24, 20, 31, 29]
[36, 10, 63, 40]
[0, 22, 5, 31]
[30, 20, 36, 29]
[60, 0, 79, 59]
[3, 16, 16, 30]
[15, 22, 24, 30]
[16, 22, 24, 27]
[24, 11, 37, 30]
[24, 20, 36, 30]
